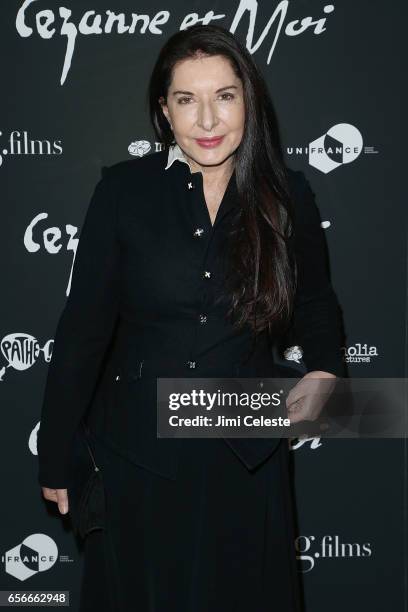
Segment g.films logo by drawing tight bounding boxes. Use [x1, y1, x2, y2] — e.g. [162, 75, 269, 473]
[296, 534, 372, 572]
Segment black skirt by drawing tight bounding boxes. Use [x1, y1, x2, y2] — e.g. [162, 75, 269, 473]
[72, 428, 302, 612]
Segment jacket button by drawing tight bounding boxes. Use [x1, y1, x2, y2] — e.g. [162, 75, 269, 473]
[187, 360, 197, 369]
[203, 270, 211, 279]
[193, 228, 204, 237]
[199, 314, 207, 324]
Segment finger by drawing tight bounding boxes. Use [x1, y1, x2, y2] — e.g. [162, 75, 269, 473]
[56, 490, 69, 515]
[288, 401, 320, 424]
[287, 396, 304, 413]
[286, 383, 310, 404]
[286, 398, 301, 411]
[42, 487, 58, 502]
[286, 380, 330, 408]
[287, 410, 303, 424]
[287, 398, 314, 423]
[287, 404, 304, 424]
[286, 387, 304, 405]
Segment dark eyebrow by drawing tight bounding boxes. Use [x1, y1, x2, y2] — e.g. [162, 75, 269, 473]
[172, 85, 238, 96]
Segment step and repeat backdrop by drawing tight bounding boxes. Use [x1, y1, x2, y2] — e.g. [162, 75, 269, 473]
[0, 1, 406, 610]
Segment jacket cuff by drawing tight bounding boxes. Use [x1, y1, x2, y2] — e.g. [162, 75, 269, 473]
[302, 351, 346, 378]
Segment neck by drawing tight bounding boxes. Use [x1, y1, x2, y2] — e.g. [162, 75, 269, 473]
[185, 152, 235, 187]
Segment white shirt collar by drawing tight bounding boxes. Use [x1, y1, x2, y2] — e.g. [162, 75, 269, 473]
[165, 142, 194, 173]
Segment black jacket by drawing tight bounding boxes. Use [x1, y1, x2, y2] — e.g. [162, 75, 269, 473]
[37, 149, 345, 489]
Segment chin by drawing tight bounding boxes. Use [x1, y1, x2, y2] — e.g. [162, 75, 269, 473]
[193, 147, 233, 166]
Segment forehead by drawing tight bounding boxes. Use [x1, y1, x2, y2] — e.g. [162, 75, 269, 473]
[169, 54, 239, 88]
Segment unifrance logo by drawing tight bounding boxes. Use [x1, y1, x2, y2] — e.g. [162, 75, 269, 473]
[287, 123, 379, 174]
[0, 130, 62, 168]
[309, 123, 363, 173]
[296, 534, 372, 572]
[3, 534, 59, 581]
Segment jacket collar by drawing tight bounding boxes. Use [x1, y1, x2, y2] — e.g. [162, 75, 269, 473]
[165, 142, 195, 172]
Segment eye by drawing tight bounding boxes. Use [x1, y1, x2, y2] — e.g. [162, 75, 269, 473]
[219, 92, 235, 101]
[177, 96, 192, 105]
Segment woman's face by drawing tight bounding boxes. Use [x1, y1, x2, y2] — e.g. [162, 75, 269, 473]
[160, 54, 245, 170]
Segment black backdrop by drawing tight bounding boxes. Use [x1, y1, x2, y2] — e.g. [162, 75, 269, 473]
[0, 1, 406, 610]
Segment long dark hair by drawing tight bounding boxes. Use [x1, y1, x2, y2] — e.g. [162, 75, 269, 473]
[148, 24, 297, 336]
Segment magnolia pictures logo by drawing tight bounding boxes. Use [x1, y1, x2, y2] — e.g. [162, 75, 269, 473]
[287, 123, 379, 173]
[342, 342, 379, 364]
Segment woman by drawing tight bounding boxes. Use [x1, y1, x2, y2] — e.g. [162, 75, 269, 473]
[38, 24, 344, 612]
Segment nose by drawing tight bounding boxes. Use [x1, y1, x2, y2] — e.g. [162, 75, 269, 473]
[196, 99, 219, 132]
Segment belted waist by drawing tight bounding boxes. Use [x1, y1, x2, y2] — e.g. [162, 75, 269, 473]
[111, 325, 277, 381]
[114, 351, 277, 382]
[116, 356, 243, 381]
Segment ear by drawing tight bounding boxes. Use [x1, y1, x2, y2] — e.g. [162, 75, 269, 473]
[159, 96, 170, 123]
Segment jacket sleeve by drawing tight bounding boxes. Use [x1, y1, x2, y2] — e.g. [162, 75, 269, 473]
[37, 168, 120, 489]
[285, 171, 345, 377]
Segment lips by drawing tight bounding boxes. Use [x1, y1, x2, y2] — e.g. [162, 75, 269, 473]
[195, 135, 224, 148]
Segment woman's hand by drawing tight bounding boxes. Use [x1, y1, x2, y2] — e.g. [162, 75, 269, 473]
[41, 487, 69, 515]
[286, 370, 337, 424]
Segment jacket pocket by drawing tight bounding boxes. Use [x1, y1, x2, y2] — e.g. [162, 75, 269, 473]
[111, 359, 146, 411]
[68, 424, 107, 540]
[114, 359, 145, 383]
